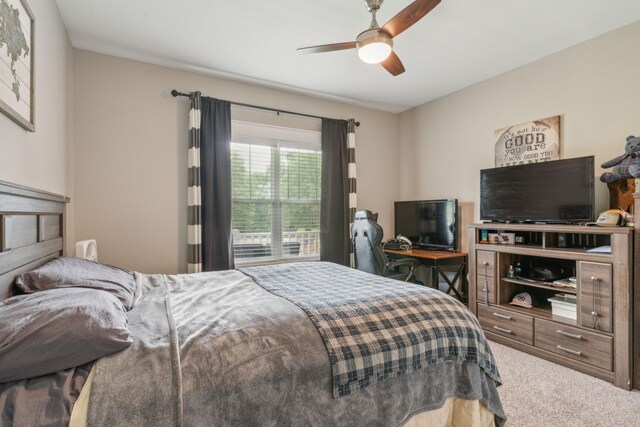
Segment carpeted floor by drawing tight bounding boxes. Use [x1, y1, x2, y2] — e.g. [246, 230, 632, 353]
[489, 341, 640, 426]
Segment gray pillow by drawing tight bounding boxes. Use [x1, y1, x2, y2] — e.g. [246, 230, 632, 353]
[0, 287, 132, 383]
[14, 256, 136, 310]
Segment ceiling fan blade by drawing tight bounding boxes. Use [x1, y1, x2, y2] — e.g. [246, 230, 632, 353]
[297, 41, 357, 54]
[380, 51, 405, 76]
[381, 0, 441, 38]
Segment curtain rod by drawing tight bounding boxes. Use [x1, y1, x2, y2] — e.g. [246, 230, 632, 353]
[171, 90, 359, 127]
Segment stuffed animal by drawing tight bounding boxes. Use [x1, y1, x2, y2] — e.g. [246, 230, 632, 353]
[600, 135, 640, 183]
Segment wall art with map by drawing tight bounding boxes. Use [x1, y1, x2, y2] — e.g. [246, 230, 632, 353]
[0, 0, 34, 131]
[494, 115, 561, 167]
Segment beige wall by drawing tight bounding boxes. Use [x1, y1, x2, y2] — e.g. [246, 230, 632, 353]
[73, 20, 640, 272]
[72, 51, 399, 274]
[0, 0, 74, 249]
[398, 21, 640, 230]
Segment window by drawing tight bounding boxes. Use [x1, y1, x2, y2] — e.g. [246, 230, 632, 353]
[231, 121, 321, 264]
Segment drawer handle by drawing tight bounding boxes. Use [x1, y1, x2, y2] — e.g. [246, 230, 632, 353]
[482, 262, 490, 304]
[556, 330, 583, 340]
[591, 276, 600, 330]
[493, 325, 512, 334]
[556, 345, 582, 357]
[493, 312, 512, 320]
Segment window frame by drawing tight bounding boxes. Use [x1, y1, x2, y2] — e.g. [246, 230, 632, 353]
[231, 120, 322, 266]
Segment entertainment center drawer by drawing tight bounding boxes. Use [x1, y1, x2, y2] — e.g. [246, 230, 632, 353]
[476, 274, 496, 304]
[535, 318, 612, 354]
[476, 250, 496, 274]
[534, 319, 613, 371]
[477, 304, 533, 345]
[578, 261, 612, 333]
[476, 250, 497, 304]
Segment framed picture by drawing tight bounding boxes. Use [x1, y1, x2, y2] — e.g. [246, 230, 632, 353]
[494, 115, 560, 167]
[0, 0, 35, 132]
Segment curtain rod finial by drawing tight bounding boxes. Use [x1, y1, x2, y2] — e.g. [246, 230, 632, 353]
[171, 89, 191, 97]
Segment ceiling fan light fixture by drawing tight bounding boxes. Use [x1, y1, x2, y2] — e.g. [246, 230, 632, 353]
[298, 0, 440, 75]
[356, 30, 392, 64]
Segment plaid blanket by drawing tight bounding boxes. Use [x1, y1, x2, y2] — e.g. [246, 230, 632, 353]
[240, 262, 501, 398]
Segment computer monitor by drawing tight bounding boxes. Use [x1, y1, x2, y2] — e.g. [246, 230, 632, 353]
[394, 199, 458, 251]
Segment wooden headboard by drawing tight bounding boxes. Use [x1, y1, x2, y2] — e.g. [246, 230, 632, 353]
[0, 180, 68, 299]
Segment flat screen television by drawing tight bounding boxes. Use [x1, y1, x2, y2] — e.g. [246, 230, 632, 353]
[394, 199, 458, 251]
[480, 156, 595, 224]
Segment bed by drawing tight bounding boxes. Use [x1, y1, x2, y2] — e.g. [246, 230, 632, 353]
[0, 181, 505, 426]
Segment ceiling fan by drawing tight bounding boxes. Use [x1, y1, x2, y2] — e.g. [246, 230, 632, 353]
[297, 0, 441, 76]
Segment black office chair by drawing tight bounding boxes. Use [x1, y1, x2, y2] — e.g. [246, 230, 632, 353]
[351, 210, 419, 282]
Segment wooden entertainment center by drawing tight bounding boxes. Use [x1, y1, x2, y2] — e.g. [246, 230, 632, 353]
[468, 223, 634, 390]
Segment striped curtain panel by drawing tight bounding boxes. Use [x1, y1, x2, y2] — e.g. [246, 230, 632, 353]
[347, 119, 358, 267]
[187, 92, 203, 273]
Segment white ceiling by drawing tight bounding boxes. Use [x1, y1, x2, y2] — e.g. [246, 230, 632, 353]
[55, 0, 640, 113]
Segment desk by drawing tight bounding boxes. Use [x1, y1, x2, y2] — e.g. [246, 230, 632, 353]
[384, 248, 468, 302]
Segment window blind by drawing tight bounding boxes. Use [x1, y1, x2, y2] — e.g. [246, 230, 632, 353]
[230, 121, 321, 264]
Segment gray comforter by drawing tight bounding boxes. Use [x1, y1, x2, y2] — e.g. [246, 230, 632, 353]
[0, 363, 92, 427]
[88, 266, 505, 426]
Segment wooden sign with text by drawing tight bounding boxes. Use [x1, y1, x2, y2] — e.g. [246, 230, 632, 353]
[495, 116, 560, 167]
